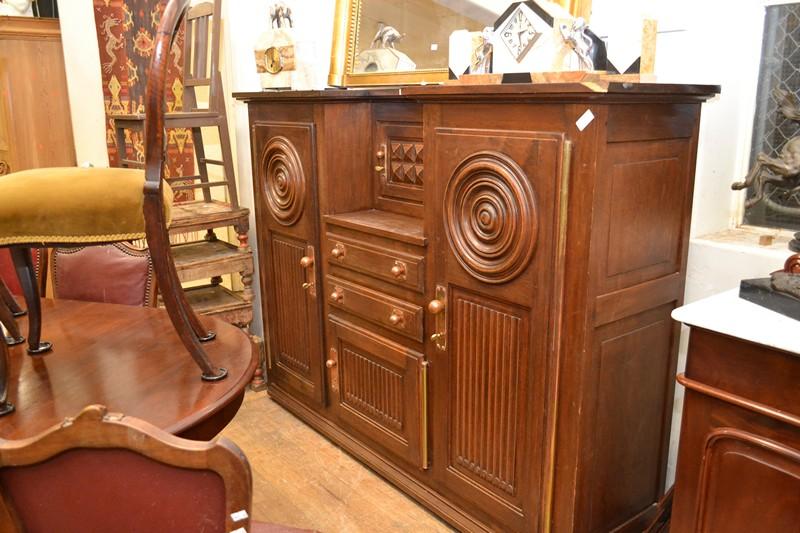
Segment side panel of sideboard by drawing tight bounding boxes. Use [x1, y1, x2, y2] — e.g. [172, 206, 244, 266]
[576, 103, 702, 532]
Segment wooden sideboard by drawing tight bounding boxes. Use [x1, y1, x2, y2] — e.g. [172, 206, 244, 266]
[670, 291, 800, 531]
[0, 16, 75, 174]
[235, 82, 718, 532]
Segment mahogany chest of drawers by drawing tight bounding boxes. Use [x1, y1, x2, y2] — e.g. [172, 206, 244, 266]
[670, 292, 800, 531]
[235, 82, 718, 532]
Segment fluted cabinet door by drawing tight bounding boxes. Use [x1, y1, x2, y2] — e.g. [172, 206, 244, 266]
[428, 127, 569, 532]
[253, 121, 325, 407]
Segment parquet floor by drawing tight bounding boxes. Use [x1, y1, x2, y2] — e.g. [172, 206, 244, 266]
[222, 391, 453, 533]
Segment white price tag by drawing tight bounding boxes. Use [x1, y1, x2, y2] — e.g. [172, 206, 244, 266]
[576, 109, 595, 132]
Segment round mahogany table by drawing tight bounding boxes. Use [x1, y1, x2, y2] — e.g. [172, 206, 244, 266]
[0, 299, 256, 441]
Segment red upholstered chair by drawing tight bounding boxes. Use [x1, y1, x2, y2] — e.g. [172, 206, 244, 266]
[0, 0, 225, 387]
[0, 405, 317, 533]
[51, 243, 156, 307]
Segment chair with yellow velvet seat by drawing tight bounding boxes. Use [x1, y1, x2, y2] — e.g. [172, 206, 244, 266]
[0, 0, 226, 387]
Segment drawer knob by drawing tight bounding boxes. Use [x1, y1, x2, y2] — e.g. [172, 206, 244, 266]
[390, 261, 407, 279]
[428, 299, 445, 315]
[376, 149, 385, 159]
[326, 359, 337, 369]
[331, 243, 346, 259]
[330, 287, 344, 302]
[388, 309, 405, 327]
[300, 255, 314, 268]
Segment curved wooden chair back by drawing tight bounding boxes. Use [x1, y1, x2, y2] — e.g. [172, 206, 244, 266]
[0, 405, 252, 533]
[52, 243, 156, 307]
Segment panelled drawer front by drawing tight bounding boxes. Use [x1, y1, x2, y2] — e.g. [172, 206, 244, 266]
[328, 315, 427, 469]
[326, 275, 423, 342]
[325, 232, 425, 293]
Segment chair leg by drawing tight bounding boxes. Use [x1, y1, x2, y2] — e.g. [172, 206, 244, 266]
[0, 297, 24, 346]
[10, 247, 52, 355]
[0, 278, 25, 317]
[143, 196, 226, 381]
[0, 334, 14, 416]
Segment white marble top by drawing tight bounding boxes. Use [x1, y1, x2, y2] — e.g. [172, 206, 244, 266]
[672, 289, 800, 355]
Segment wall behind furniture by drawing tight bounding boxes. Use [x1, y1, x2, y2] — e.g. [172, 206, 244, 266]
[61, 0, 787, 489]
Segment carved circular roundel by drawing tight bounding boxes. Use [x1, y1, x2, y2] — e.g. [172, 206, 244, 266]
[261, 136, 306, 226]
[444, 151, 538, 284]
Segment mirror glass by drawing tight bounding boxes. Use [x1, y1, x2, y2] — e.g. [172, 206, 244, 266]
[353, 0, 509, 73]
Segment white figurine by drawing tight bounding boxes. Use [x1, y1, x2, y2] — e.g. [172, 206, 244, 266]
[371, 22, 404, 49]
[0, 0, 34, 16]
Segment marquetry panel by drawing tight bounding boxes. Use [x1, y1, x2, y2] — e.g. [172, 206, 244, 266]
[340, 345, 405, 434]
[449, 289, 525, 498]
[695, 430, 800, 532]
[271, 235, 312, 378]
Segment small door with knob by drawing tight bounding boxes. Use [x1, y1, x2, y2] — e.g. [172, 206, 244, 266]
[252, 120, 325, 407]
[427, 125, 571, 530]
[327, 314, 429, 469]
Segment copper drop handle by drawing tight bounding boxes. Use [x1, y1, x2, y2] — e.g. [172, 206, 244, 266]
[428, 299, 445, 315]
[331, 243, 346, 259]
[300, 255, 314, 268]
[326, 359, 337, 369]
[330, 287, 344, 302]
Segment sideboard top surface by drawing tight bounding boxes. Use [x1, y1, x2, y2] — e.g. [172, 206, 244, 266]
[234, 81, 720, 104]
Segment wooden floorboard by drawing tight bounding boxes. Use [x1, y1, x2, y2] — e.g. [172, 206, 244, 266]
[223, 391, 454, 533]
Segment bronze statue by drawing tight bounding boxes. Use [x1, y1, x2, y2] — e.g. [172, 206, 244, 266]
[735, 88, 800, 317]
[732, 89, 800, 213]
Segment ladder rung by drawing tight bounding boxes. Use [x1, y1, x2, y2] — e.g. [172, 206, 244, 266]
[199, 158, 225, 166]
[170, 180, 230, 191]
[165, 175, 203, 182]
[185, 78, 212, 87]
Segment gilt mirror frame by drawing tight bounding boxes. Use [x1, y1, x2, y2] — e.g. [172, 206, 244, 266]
[328, 0, 592, 87]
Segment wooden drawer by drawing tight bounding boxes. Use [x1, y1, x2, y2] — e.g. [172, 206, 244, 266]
[325, 232, 425, 293]
[328, 314, 428, 469]
[326, 275, 423, 342]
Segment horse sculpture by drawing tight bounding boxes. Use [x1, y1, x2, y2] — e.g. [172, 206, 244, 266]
[732, 88, 800, 215]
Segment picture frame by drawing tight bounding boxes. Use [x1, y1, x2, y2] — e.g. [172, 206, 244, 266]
[328, 0, 591, 87]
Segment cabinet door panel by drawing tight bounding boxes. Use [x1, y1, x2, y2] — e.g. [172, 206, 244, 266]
[429, 127, 568, 531]
[253, 121, 325, 406]
[329, 315, 427, 469]
[695, 430, 800, 532]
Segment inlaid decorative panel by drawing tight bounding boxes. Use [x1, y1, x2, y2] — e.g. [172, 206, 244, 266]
[340, 344, 404, 434]
[449, 289, 525, 497]
[271, 235, 312, 379]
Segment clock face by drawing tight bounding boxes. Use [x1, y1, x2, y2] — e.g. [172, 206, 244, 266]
[265, 46, 283, 74]
[500, 7, 541, 63]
